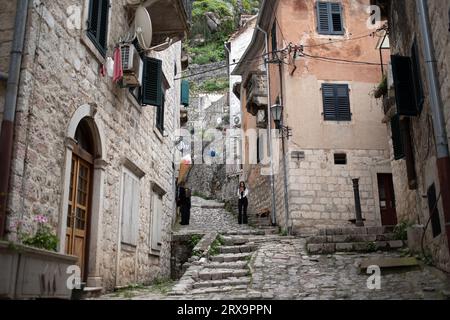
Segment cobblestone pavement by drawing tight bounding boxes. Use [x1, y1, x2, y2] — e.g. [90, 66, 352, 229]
[98, 201, 450, 300]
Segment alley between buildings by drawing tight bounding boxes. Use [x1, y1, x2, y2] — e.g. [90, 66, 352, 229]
[97, 197, 450, 300]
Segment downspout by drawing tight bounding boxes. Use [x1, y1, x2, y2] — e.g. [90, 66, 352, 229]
[256, 24, 277, 226]
[0, 0, 29, 239]
[416, 0, 450, 250]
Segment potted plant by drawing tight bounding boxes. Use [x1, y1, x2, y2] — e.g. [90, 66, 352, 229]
[374, 75, 388, 99]
[0, 213, 78, 300]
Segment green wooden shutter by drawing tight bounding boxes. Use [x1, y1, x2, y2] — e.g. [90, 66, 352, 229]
[317, 2, 330, 34]
[322, 84, 336, 120]
[391, 114, 405, 160]
[411, 40, 424, 114]
[87, 0, 109, 57]
[98, 0, 109, 54]
[142, 57, 163, 107]
[336, 84, 351, 121]
[87, 0, 99, 39]
[181, 80, 190, 106]
[391, 55, 418, 116]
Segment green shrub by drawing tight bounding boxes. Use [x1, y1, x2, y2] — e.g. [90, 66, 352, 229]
[394, 221, 411, 241]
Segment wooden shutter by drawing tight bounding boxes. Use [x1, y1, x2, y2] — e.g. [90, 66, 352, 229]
[87, 0, 99, 38]
[322, 84, 336, 120]
[98, 0, 109, 53]
[390, 114, 405, 160]
[427, 183, 442, 238]
[151, 193, 162, 251]
[322, 84, 351, 121]
[181, 80, 190, 106]
[121, 171, 140, 246]
[271, 22, 277, 58]
[336, 84, 351, 121]
[391, 55, 418, 116]
[87, 0, 109, 57]
[142, 57, 163, 106]
[317, 2, 330, 34]
[156, 93, 165, 132]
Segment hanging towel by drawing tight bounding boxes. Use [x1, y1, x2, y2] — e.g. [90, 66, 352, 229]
[113, 47, 123, 83]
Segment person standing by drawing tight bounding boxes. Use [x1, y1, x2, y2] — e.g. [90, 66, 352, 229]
[237, 181, 249, 224]
[178, 182, 191, 225]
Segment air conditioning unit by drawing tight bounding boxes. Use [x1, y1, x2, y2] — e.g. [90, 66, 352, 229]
[120, 44, 143, 87]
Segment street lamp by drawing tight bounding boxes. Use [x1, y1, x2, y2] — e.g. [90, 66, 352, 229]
[270, 103, 292, 139]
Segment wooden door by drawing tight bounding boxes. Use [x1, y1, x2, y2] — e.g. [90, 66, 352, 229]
[377, 173, 398, 226]
[66, 154, 92, 279]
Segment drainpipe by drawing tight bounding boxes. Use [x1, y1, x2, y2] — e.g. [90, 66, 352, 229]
[416, 0, 450, 251]
[0, 0, 29, 239]
[256, 24, 277, 226]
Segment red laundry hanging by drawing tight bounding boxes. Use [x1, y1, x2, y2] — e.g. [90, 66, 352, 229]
[113, 47, 123, 83]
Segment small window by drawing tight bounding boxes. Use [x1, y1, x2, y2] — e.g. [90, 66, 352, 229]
[322, 83, 351, 121]
[334, 153, 347, 165]
[391, 54, 419, 116]
[87, 0, 110, 57]
[316, 2, 344, 35]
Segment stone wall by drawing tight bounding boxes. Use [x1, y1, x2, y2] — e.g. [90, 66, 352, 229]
[186, 62, 228, 86]
[386, 0, 450, 272]
[1, 0, 183, 291]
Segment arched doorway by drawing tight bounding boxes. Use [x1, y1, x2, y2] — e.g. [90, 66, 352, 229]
[66, 118, 95, 280]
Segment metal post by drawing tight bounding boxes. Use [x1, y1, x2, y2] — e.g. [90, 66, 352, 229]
[352, 178, 364, 227]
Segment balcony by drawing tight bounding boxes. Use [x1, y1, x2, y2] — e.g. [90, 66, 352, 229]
[128, 0, 192, 46]
[244, 72, 268, 116]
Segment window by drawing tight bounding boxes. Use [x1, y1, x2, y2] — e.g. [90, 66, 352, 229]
[87, 0, 110, 57]
[151, 192, 163, 252]
[411, 39, 424, 114]
[391, 53, 421, 117]
[334, 153, 347, 165]
[316, 2, 344, 35]
[121, 169, 140, 246]
[390, 114, 405, 160]
[156, 90, 165, 133]
[271, 22, 277, 59]
[181, 80, 190, 106]
[322, 83, 351, 121]
[427, 184, 442, 238]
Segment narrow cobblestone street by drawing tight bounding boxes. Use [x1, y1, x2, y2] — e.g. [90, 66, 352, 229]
[98, 198, 450, 300]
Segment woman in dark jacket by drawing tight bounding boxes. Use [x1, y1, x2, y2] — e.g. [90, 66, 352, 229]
[178, 182, 191, 225]
[237, 181, 249, 224]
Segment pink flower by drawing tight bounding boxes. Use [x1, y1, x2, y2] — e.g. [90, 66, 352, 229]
[35, 215, 48, 224]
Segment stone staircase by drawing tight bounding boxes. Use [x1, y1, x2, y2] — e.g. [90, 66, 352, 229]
[306, 226, 406, 254]
[169, 231, 263, 297]
[248, 213, 278, 235]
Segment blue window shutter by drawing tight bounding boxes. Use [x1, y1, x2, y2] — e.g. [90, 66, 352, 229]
[322, 84, 336, 120]
[391, 55, 418, 116]
[142, 57, 162, 107]
[181, 80, 189, 106]
[330, 3, 344, 34]
[335, 84, 351, 121]
[317, 2, 330, 34]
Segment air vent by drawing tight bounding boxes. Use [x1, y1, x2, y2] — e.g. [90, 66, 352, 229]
[334, 153, 347, 165]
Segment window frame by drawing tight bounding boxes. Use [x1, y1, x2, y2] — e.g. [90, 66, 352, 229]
[120, 167, 141, 247]
[321, 83, 351, 122]
[155, 88, 166, 134]
[316, 1, 345, 35]
[86, 0, 110, 58]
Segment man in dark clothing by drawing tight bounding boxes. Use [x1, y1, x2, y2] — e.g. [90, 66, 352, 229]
[178, 182, 191, 225]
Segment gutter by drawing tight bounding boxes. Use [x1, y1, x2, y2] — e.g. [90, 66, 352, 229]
[0, 0, 29, 238]
[255, 24, 277, 226]
[416, 0, 450, 251]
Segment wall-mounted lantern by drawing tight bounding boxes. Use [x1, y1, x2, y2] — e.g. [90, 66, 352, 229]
[270, 103, 292, 139]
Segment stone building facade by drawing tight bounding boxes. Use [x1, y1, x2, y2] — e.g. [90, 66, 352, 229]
[234, 0, 393, 234]
[372, 0, 450, 272]
[0, 0, 190, 291]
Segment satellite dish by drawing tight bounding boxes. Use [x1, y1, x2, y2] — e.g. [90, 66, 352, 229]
[134, 6, 153, 50]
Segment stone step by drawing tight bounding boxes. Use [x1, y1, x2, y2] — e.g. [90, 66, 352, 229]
[307, 240, 406, 254]
[198, 268, 249, 281]
[204, 261, 248, 269]
[222, 236, 250, 246]
[192, 277, 251, 289]
[307, 233, 397, 244]
[219, 244, 257, 254]
[210, 252, 253, 263]
[189, 286, 249, 295]
[318, 226, 395, 236]
[224, 230, 265, 236]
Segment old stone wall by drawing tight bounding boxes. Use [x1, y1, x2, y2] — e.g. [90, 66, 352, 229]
[387, 0, 450, 272]
[186, 62, 228, 86]
[1, 0, 182, 291]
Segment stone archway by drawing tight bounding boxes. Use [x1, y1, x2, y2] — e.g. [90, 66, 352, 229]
[59, 104, 107, 288]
